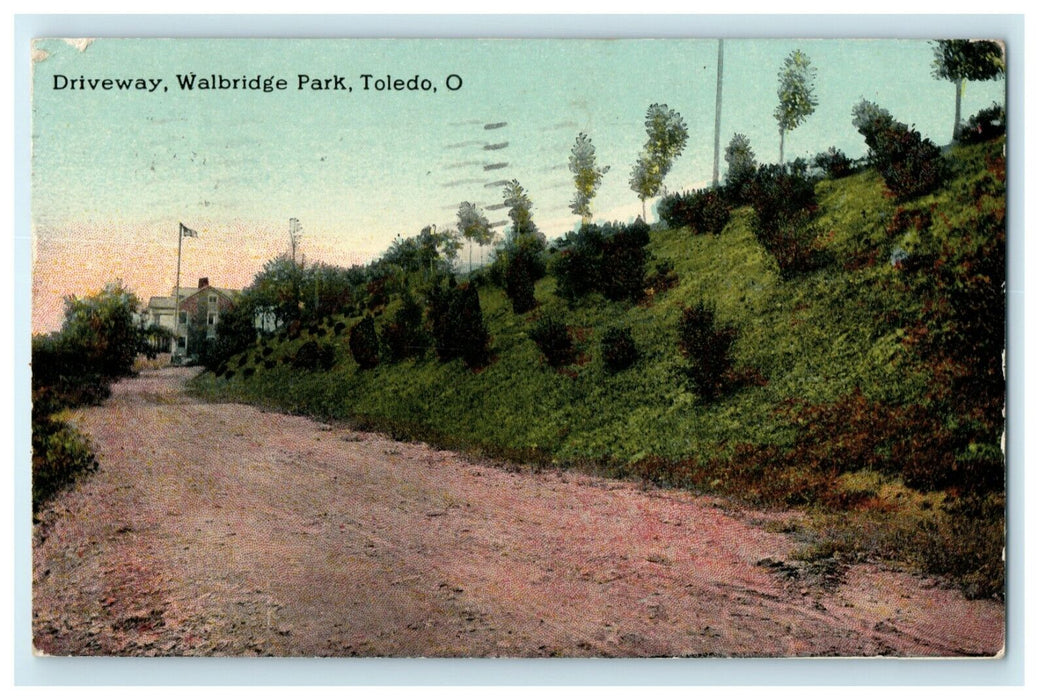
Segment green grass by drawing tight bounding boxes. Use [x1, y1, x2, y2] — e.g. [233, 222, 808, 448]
[190, 137, 1006, 598]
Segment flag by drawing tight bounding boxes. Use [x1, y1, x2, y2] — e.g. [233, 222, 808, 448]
[179, 222, 199, 238]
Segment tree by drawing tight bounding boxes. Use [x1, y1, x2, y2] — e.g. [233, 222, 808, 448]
[774, 49, 818, 164]
[630, 104, 689, 221]
[568, 133, 611, 224]
[931, 39, 1005, 142]
[724, 132, 757, 202]
[457, 201, 494, 272]
[498, 179, 545, 313]
[503, 179, 537, 237]
[246, 255, 304, 327]
[59, 281, 142, 378]
[629, 154, 661, 222]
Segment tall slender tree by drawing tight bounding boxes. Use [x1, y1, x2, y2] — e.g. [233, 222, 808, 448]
[931, 39, 1005, 142]
[629, 154, 661, 222]
[503, 179, 537, 237]
[569, 133, 610, 224]
[774, 49, 818, 164]
[457, 201, 494, 273]
[629, 104, 689, 221]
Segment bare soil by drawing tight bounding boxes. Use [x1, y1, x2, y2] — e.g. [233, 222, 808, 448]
[32, 367, 1004, 657]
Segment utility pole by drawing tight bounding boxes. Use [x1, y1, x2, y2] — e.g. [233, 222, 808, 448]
[712, 39, 724, 187]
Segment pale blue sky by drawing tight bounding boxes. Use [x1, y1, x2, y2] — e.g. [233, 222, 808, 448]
[31, 38, 1006, 331]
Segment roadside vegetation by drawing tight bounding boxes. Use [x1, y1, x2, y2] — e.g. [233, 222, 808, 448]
[190, 120, 1007, 599]
[31, 283, 158, 511]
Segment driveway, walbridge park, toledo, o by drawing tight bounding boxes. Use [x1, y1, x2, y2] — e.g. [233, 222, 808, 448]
[29, 36, 1009, 661]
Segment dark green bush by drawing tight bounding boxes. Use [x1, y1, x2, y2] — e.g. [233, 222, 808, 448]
[678, 302, 736, 402]
[529, 316, 575, 368]
[293, 339, 337, 371]
[600, 326, 639, 373]
[427, 279, 490, 369]
[551, 219, 651, 305]
[957, 103, 1005, 145]
[32, 412, 97, 512]
[348, 316, 380, 370]
[853, 99, 946, 200]
[813, 147, 855, 179]
[381, 292, 429, 361]
[723, 132, 758, 204]
[657, 188, 732, 236]
[747, 162, 825, 277]
[505, 248, 538, 313]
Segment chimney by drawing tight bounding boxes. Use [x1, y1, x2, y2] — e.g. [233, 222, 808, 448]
[198, 277, 209, 289]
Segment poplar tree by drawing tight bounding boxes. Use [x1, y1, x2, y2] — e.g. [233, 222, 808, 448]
[774, 49, 818, 164]
[569, 133, 610, 224]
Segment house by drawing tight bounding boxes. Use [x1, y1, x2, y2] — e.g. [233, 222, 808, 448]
[145, 277, 240, 356]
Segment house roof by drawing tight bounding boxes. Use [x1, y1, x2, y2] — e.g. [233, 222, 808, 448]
[146, 284, 241, 311]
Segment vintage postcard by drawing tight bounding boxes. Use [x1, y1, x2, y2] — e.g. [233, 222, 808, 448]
[30, 37, 1007, 659]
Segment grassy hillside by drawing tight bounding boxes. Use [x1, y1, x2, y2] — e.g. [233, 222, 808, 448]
[191, 137, 1006, 597]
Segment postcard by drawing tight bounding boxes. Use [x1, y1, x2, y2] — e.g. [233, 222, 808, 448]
[30, 37, 1007, 659]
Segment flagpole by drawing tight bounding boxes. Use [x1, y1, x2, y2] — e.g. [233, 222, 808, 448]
[173, 224, 183, 363]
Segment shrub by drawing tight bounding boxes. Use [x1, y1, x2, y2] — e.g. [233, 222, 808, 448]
[32, 412, 97, 512]
[747, 162, 825, 277]
[550, 219, 651, 305]
[724, 132, 758, 203]
[657, 188, 732, 236]
[348, 316, 380, 370]
[813, 147, 855, 179]
[852, 99, 946, 200]
[381, 292, 429, 361]
[957, 102, 1005, 145]
[678, 302, 736, 402]
[915, 493, 1005, 599]
[505, 248, 538, 313]
[293, 338, 338, 371]
[529, 316, 575, 368]
[427, 279, 490, 369]
[600, 326, 639, 373]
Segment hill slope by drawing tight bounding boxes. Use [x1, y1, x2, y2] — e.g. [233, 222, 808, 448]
[191, 137, 1006, 597]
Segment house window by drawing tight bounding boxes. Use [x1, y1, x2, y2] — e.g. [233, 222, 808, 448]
[179, 311, 187, 325]
[208, 312, 217, 326]
[209, 294, 218, 304]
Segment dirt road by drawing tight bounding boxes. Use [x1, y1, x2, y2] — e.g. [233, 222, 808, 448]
[32, 367, 1004, 657]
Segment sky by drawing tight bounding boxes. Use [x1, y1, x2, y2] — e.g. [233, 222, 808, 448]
[30, 37, 1007, 333]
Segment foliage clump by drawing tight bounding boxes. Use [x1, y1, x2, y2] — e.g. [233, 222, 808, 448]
[957, 102, 1006, 145]
[381, 292, 429, 362]
[600, 326, 639, 373]
[746, 161, 825, 277]
[550, 219, 651, 305]
[491, 180, 546, 314]
[812, 147, 856, 179]
[657, 188, 732, 235]
[529, 316, 576, 368]
[852, 99, 946, 200]
[31, 282, 143, 511]
[427, 278, 490, 369]
[348, 316, 380, 370]
[677, 302, 737, 402]
[294, 338, 338, 371]
[723, 133, 758, 203]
